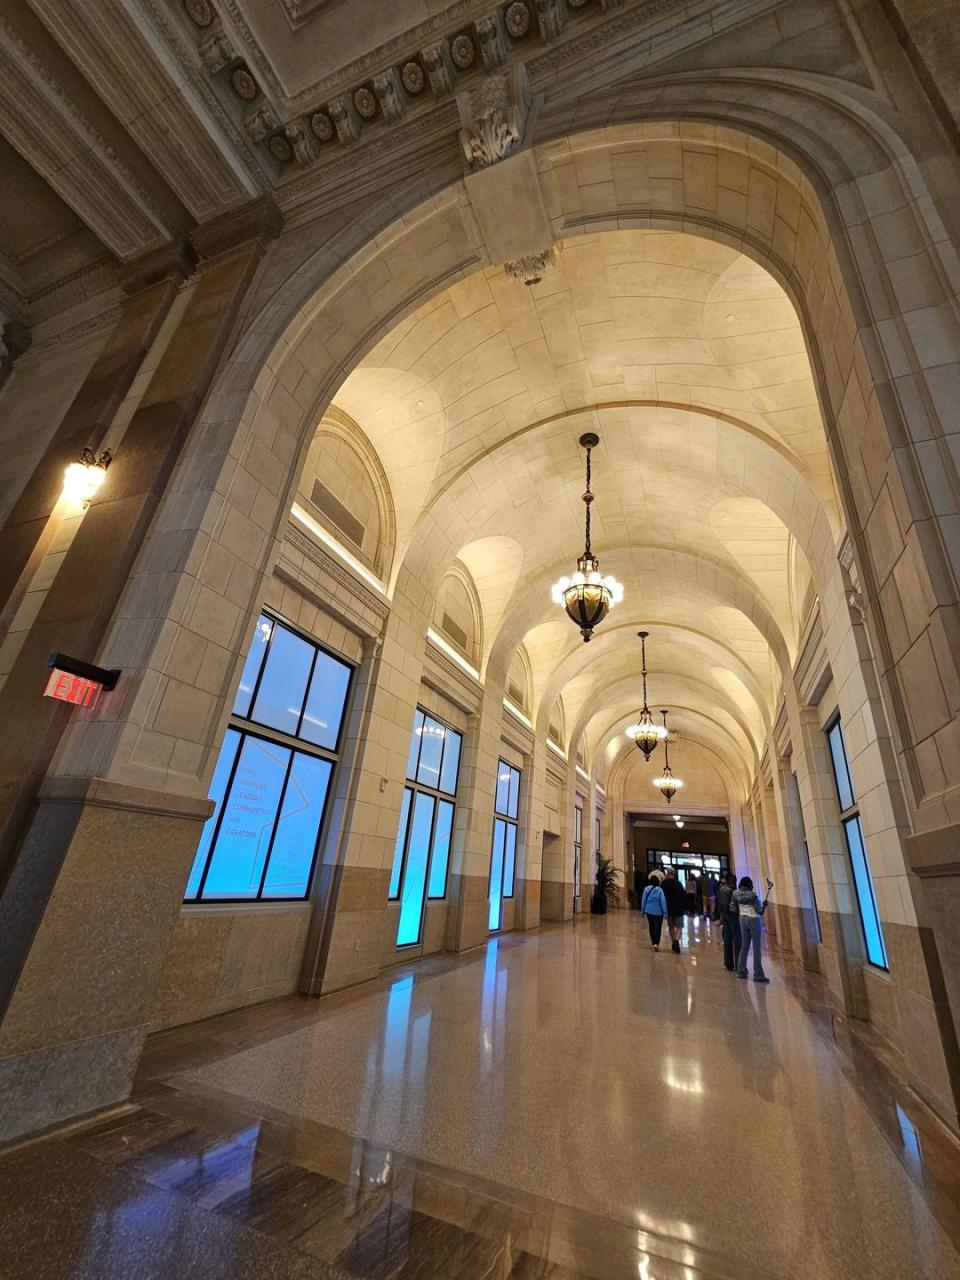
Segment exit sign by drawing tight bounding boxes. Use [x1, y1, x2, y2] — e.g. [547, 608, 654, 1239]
[43, 652, 120, 710]
[44, 668, 102, 708]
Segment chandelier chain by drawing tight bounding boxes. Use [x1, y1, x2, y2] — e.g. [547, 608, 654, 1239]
[583, 443, 592, 556]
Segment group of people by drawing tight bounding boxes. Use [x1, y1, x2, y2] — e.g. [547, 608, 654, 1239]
[639, 866, 769, 981]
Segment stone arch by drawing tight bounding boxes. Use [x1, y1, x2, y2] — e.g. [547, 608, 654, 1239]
[432, 561, 483, 669]
[72, 97, 959, 828]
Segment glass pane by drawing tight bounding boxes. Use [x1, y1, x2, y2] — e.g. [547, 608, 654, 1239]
[827, 721, 855, 811]
[406, 710, 424, 781]
[201, 736, 291, 899]
[844, 816, 888, 969]
[488, 819, 506, 930]
[233, 615, 273, 718]
[185, 728, 240, 900]
[438, 727, 461, 796]
[508, 766, 520, 820]
[299, 649, 351, 749]
[251, 625, 314, 737]
[261, 752, 332, 897]
[416, 716, 444, 789]
[427, 800, 454, 898]
[495, 761, 511, 816]
[575, 807, 583, 843]
[389, 789, 412, 900]
[397, 792, 435, 946]
[503, 822, 517, 897]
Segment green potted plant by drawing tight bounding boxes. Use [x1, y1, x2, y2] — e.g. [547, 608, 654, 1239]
[590, 856, 621, 914]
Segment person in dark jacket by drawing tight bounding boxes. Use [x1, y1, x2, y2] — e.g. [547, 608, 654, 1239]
[640, 874, 668, 950]
[661, 867, 687, 953]
[715, 872, 741, 971]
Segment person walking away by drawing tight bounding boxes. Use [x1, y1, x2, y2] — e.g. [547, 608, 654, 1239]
[733, 876, 769, 982]
[684, 872, 698, 916]
[661, 867, 687, 954]
[640, 875, 668, 950]
[716, 872, 741, 971]
[704, 871, 719, 920]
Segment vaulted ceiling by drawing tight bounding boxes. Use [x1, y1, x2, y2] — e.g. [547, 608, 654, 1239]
[331, 228, 833, 808]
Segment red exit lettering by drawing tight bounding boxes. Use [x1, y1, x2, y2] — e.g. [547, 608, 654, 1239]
[44, 668, 101, 709]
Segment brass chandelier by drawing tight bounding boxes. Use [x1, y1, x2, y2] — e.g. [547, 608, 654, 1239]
[652, 710, 683, 802]
[626, 631, 667, 760]
[550, 432, 623, 643]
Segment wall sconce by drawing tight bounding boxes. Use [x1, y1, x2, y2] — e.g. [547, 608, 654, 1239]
[63, 447, 112, 508]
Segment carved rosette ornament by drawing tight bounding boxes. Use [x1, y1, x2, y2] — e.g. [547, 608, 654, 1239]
[401, 60, 425, 95]
[230, 65, 258, 100]
[310, 111, 334, 142]
[450, 32, 476, 68]
[505, 2, 531, 37]
[183, 0, 214, 27]
[353, 85, 377, 119]
[504, 248, 555, 285]
[457, 64, 531, 171]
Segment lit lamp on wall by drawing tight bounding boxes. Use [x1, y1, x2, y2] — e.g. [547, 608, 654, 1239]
[626, 631, 667, 760]
[63, 447, 111, 509]
[550, 432, 623, 642]
[652, 710, 683, 803]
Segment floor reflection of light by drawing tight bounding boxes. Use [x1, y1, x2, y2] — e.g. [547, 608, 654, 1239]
[663, 1056, 703, 1094]
[635, 1212, 695, 1242]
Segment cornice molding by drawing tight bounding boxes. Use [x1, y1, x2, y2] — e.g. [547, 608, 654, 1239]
[0, 18, 170, 261]
[283, 524, 389, 627]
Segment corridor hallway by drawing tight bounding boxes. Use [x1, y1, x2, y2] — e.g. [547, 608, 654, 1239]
[3, 914, 960, 1280]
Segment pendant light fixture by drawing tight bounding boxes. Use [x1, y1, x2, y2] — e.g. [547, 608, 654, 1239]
[653, 710, 683, 802]
[550, 432, 623, 643]
[625, 631, 667, 760]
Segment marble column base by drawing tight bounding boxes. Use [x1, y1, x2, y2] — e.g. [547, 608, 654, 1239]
[299, 864, 390, 996]
[444, 873, 490, 953]
[0, 777, 211, 1145]
[513, 876, 541, 930]
[539, 880, 573, 922]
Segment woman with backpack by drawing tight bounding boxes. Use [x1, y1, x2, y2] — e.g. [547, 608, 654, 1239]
[640, 873, 669, 951]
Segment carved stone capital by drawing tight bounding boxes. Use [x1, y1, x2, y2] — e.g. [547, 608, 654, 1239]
[476, 13, 507, 69]
[422, 40, 455, 98]
[535, 0, 566, 41]
[372, 67, 405, 123]
[328, 94, 361, 144]
[457, 64, 532, 171]
[198, 29, 236, 74]
[504, 247, 555, 285]
[244, 103, 279, 142]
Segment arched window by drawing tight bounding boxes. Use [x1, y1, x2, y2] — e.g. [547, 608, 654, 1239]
[506, 645, 532, 713]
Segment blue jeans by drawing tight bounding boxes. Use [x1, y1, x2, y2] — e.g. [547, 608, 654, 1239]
[722, 917, 741, 969]
[737, 916, 766, 978]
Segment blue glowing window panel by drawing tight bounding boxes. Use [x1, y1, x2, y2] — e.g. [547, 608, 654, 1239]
[488, 819, 506, 931]
[416, 716, 444, 789]
[201, 736, 291, 899]
[299, 647, 351, 750]
[827, 720, 855, 812]
[495, 765, 510, 816]
[185, 728, 241, 900]
[389, 789, 412, 900]
[438, 727, 461, 797]
[503, 822, 517, 898]
[233, 615, 273, 718]
[508, 766, 520, 820]
[844, 815, 889, 969]
[427, 799, 454, 899]
[406, 710, 425, 781]
[397, 792, 435, 946]
[250, 625, 314, 737]
[261, 752, 332, 898]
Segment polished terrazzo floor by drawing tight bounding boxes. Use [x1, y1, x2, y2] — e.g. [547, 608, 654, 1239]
[3, 914, 960, 1280]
